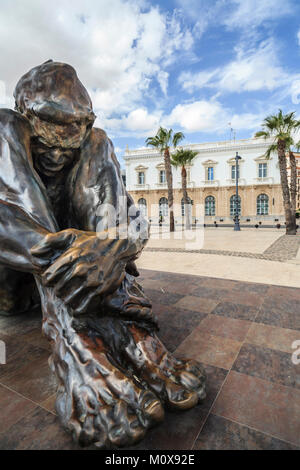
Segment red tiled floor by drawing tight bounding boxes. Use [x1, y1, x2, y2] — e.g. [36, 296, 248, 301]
[0, 269, 299, 450]
[194, 414, 299, 450]
[0, 353, 57, 404]
[176, 329, 242, 370]
[196, 314, 252, 342]
[212, 371, 300, 446]
[0, 384, 36, 434]
[0, 407, 79, 450]
[245, 323, 300, 354]
[174, 295, 219, 314]
[232, 343, 300, 390]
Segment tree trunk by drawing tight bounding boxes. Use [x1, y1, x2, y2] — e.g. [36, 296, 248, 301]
[181, 166, 191, 230]
[278, 141, 296, 235]
[289, 151, 297, 214]
[164, 148, 175, 232]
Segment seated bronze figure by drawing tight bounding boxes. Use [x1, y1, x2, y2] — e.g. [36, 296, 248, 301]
[0, 60, 206, 448]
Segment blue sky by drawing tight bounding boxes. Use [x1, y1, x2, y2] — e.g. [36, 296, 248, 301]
[0, 0, 300, 165]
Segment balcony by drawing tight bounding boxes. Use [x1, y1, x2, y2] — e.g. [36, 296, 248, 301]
[155, 182, 168, 188]
[226, 178, 246, 186]
[253, 177, 274, 184]
[134, 184, 150, 190]
[201, 179, 220, 187]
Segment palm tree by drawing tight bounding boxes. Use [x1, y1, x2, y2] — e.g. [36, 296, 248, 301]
[171, 148, 198, 229]
[146, 127, 184, 232]
[255, 110, 300, 235]
[289, 150, 297, 214]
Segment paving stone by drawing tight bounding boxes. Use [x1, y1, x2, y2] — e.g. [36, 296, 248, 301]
[246, 323, 300, 354]
[197, 314, 252, 342]
[176, 329, 241, 370]
[232, 343, 300, 390]
[194, 414, 299, 450]
[212, 301, 258, 321]
[212, 371, 300, 446]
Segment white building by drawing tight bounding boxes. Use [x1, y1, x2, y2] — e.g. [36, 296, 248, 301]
[124, 137, 285, 225]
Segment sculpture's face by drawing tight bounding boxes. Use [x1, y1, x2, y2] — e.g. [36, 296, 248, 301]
[32, 140, 76, 177]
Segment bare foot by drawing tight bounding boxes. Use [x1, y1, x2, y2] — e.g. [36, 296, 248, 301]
[125, 325, 206, 406]
[39, 284, 164, 448]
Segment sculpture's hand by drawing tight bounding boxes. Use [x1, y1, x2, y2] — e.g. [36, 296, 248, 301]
[31, 228, 144, 314]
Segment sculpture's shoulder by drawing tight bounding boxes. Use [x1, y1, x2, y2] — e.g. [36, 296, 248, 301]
[0, 109, 32, 145]
[0, 108, 31, 133]
[83, 127, 120, 169]
[87, 127, 112, 151]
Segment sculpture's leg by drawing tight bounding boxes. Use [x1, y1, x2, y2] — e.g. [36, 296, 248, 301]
[35, 278, 164, 448]
[101, 277, 206, 408]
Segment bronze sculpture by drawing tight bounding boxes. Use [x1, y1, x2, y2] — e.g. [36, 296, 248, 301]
[0, 60, 206, 448]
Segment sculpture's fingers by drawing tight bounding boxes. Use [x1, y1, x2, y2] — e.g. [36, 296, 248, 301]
[74, 289, 99, 315]
[111, 237, 141, 262]
[63, 284, 88, 306]
[54, 263, 90, 296]
[31, 230, 76, 258]
[42, 251, 76, 285]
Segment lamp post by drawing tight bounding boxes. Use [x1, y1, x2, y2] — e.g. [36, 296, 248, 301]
[234, 152, 242, 231]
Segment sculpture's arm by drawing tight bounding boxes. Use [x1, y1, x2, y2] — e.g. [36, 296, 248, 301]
[30, 128, 149, 315]
[0, 109, 59, 273]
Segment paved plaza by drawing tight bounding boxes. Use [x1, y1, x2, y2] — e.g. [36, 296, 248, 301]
[0, 229, 299, 450]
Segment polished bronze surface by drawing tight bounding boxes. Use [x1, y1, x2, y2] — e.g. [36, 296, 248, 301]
[0, 60, 206, 448]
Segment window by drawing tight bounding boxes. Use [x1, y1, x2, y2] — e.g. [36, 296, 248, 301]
[181, 197, 192, 216]
[207, 167, 214, 181]
[159, 170, 166, 184]
[230, 195, 241, 216]
[205, 196, 215, 216]
[231, 164, 240, 180]
[159, 197, 168, 217]
[138, 198, 147, 217]
[138, 171, 145, 185]
[257, 194, 269, 215]
[258, 163, 267, 178]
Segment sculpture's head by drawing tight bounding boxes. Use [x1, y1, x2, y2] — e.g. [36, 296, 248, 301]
[14, 60, 96, 176]
[14, 60, 96, 149]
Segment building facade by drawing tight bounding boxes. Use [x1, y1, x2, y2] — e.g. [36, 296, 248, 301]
[124, 138, 285, 225]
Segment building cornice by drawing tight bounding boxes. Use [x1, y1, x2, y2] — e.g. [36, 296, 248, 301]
[124, 138, 274, 161]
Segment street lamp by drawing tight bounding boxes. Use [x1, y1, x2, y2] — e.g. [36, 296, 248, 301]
[234, 152, 242, 231]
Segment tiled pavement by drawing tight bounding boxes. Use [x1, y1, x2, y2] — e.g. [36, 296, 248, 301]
[0, 269, 299, 450]
[145, 233, 300, 262]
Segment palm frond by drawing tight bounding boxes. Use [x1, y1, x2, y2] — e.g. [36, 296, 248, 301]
[171, 148, 198, 167]
[172, 131, 185, 148]
[255, 130, 270, 139]
[264, 143, 278, 159]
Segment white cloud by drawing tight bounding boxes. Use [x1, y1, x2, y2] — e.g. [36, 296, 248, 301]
[97, 107, 162, 137]
[163, 98, 263, 134]
[0, 0, 193, 119]
[179, 39, 290, 94]
[176, 0, 293, 38]
[291, 80, 300, 104]
[165, 100, 227, 132]
[157, 71, 169, 95]
[218, 40, 285, 92]
[224, 0, 293, 30]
